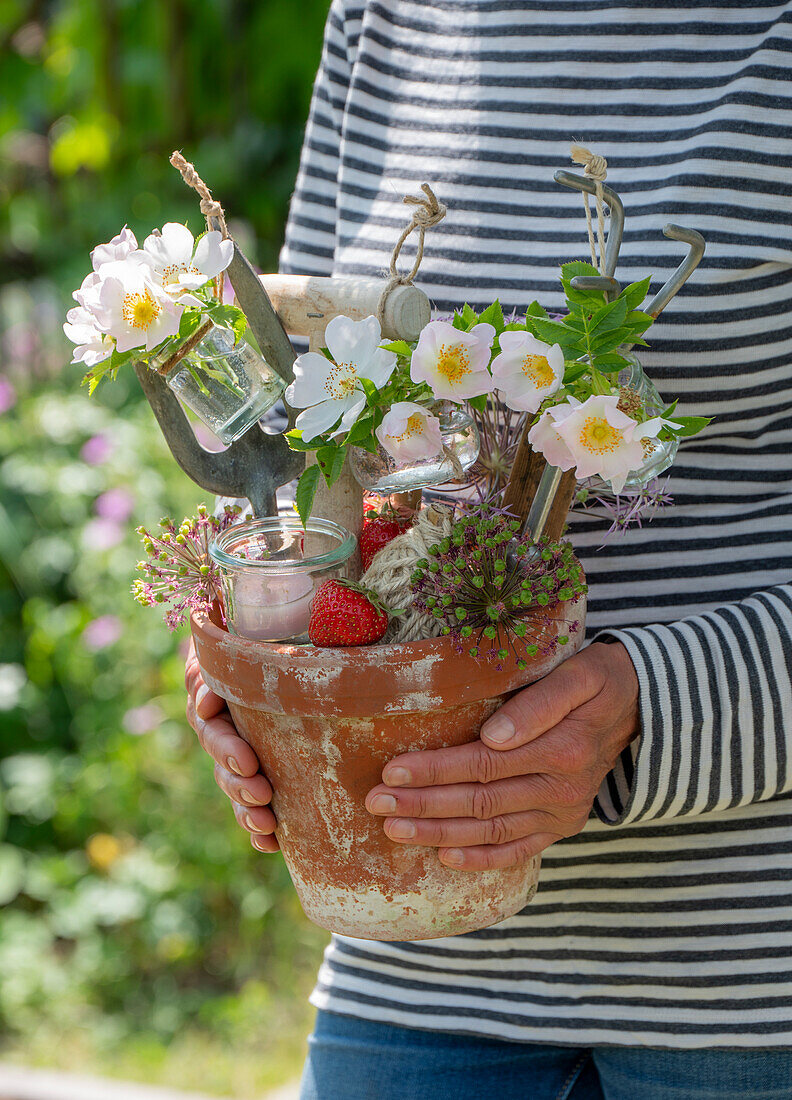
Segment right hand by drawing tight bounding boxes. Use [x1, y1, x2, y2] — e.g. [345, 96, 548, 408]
[185, 639, 279, 853]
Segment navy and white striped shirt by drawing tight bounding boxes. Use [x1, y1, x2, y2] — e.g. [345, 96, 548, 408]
[278, 0, 792, 1048]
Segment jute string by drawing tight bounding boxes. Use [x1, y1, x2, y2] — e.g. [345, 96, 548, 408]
[362, 504, 455, 643]
[570, 144, 608, 273]
[377, 183, 446, 323]
[169, 151, 230, 240]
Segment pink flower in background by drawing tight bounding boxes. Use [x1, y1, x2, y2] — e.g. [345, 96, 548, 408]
[94, 488, 135, 522]
[0, 378, 16, 414]
[83, 615, 122, 650]
[191, 419, 229, 452]
[122, 703, 164, 735]
[83, 517, 123, 550]
[81, 434, 113, 465]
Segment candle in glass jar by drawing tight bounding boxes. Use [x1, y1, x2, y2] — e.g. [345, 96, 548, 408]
[228, 570, 315, 641]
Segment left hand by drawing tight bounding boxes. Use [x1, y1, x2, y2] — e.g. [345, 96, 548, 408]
[366, 641, 639, 871]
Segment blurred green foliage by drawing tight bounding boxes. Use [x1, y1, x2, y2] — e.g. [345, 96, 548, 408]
[0, 1, 332, 1093]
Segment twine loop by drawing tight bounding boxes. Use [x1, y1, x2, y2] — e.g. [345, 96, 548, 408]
[377, 183, 446, 322]
[570, 144, 608, 273]
[169, 150, 230, 240]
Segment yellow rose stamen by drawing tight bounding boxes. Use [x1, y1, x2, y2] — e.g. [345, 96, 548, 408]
[324, 361, 358, 399]
[436, 343, 471, 384]
[394, 413, 425, 442]
[161, 262, 200, 288]
[122, 290, 160, 330]
[521, 353, 554, 387]
[579, 416, 623, 454]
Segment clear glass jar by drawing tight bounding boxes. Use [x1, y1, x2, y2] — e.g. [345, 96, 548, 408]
[157, 324, 287, 445]
[348, 403, 481, 495]
[585, 353, 679, 495]
[209, 516, 356, 643]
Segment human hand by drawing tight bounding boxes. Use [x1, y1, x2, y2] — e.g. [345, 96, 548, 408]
[184, 638, 279, 853]
[366, 641, 639, 871]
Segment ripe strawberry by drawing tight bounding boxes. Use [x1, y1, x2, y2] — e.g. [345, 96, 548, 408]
[308, 580, 391, 647]
[360, 509, 412, 572]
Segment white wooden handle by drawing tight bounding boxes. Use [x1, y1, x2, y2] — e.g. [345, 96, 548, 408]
[259, 274, 430, 341]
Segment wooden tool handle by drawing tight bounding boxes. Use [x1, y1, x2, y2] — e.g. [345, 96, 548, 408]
[260, 275, 430, 341]
[502, 429, 577, 542]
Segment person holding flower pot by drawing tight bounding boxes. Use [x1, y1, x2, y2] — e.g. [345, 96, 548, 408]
[185, 1, 792, 1096]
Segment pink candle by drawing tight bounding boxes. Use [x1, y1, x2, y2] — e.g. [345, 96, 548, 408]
[229, 571, 315, 642]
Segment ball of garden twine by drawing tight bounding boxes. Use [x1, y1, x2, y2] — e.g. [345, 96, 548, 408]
[362, 504, 455, 643]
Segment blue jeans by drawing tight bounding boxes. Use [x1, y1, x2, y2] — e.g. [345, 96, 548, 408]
[299, 1011, 792, 1099]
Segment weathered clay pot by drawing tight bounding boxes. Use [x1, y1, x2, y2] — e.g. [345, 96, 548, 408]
[191, 593, 586, 940]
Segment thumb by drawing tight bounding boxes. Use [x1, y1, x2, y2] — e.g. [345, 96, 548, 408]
[480, 650, 598, 750]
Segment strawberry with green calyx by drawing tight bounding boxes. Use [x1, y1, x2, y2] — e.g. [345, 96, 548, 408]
[360, 502, 413, 572]
[308, 579, 401, 647]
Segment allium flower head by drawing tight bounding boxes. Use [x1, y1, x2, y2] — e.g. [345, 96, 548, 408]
[132, 504, 246, 630]
[409, 320, 495, 401]
[409, 505, 586, 668]
[375, 401, 443, 462]
[491, 331, 564, 413]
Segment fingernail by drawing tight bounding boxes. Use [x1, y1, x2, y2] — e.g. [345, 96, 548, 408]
[240, 788, 258, 805]
[369, 794, 397, 814]
[195, 684, 210, 711]
[383, 767, 411, 786]
[251, 836, 269, 852]
[243, 812, 256, 830]
[481, 715, 515, 744]
[442, 848, 464, 867]
[227, 756, 244, 775]
[388, 818, 416, 840]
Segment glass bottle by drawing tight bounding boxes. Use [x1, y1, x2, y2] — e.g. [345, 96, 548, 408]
[156, 324, 287, 445]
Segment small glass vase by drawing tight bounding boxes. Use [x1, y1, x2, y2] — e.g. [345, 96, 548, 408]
[584, 353, 680, 495]
[348, 403, 481, 495]
[156, 324, 287, 445]
[209, 516, 356, 643]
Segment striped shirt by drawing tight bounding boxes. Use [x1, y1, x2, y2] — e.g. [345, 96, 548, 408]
[278, 0, 792, 1048]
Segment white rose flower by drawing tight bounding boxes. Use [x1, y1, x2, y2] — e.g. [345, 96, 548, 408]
[409, 320, 495, 401]
[491, 331, 564, 413]
[91, 259, 183, 354]
[63, 305, 112, 367]
[143, 222, 233, 298]
[375, 402, 444, 462]
[286, 315, 397, 442]
[553, 394, 646, 493]
[90, 226, 139, 270]
[527, 398, 581, 471]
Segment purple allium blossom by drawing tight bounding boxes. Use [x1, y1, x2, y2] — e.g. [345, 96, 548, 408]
[574, 477, 673, 544]
[94, 488, 135, 522]
[409, 505, 586, 667]
[83, 615, 122, 650]
[0, 377, 16, 414]
[132, 504, 247, 631]
[81, 434, 113, 465]
[83, 517, 124, 550]
[122, 703, 165, 734]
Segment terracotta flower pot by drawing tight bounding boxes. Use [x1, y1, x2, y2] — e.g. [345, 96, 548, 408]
[191, 592, 586, 940]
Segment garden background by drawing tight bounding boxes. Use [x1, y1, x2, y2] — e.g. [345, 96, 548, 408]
[0, 2, 332, 1094]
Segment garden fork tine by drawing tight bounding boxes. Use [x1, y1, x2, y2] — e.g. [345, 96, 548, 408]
[569, 274, 621, 301]
[553, 169, 625, 278]
[644, 224, 706, 320]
